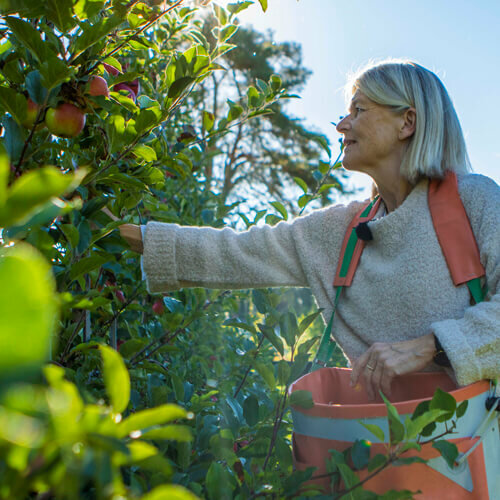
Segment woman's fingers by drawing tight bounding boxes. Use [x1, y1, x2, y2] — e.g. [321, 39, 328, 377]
[350, 350, 371, 387]
[352, 335, 437, 401]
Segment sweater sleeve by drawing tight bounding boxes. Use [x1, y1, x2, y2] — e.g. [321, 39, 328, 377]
[141, 201, 363, 294]
[431, 174, 500, 386]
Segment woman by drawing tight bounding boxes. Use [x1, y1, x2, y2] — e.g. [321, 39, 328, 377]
[117, 59, 500, 400]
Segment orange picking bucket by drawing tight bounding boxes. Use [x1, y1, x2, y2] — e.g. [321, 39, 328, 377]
[289, 368, 499, 499]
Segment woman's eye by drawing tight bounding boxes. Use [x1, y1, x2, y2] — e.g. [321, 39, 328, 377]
[355, 107, 363, 113]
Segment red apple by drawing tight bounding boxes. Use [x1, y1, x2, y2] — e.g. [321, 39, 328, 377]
[88, 76, 110, 97]
[152, 299, 165, 315]
[45, 103, 86, 138]
[115, 290, 126, 304]
[126, 79, 140, 96]
[103, 63, 121, 76]
[113, 83, 136, 102]
[21, 98, 43, 129]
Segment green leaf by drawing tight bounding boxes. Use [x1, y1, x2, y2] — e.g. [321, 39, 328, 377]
[269, 74, 281, 91]
[318, 183, 338, 194]
[404, 409, 448, 440]
[243, 395, 259, 426]
[393, 456, 427, 466]
[358, 421, 385, 443]
[318, 160, 330, 175]
[293, 176, 308, 194]
[289, 390, 314, 409]
[257, 323, 284, 356]
[456, 400, 468, 419]
[258, 0, 268, 12]
[69, 254, 113, 281]
[255, 362, 276, 390]
[277, 360, 291, 386]
[40, 53, 72, 89]
[432, 440, 459, 469]
[0, 85, 28, 125]
[0, 167, 85, 229]
[167, 77, 195, 99]
[99, 345, 130, 414]
[141, 485, 199, 500]
[299, 310, 322, 334]
[3, 117, 26, 163]
[74, 0, 105, 20]
[337, 462, 360, 490]
[298, 193, 312, 209]
[43, 0, 76, 33]
[25, 70, 48, 105]
[223, 319, 256, 335]
[140, 424, 192, 442]
[206, 462, 235, 500]
[430, 387, 457, 422]
[71, 14, 124, 60]
[226, 2, 253, 15]
[227, 100, 244, 122]
[212, 4, 228, 25]
[381, 392, 405, 444]
[203, 110, 215, 131]
[270, 201, 288, 220]
[351, 439, 371, 470]
[0, 243, 58, 377]
[5, 17, 47, 63]
[118, 404, 187, 437]
[211, 43, 236, 61]
[279, 312, 299, 347]
[367, 453, 387, 472]
[132, 144, 157, 162]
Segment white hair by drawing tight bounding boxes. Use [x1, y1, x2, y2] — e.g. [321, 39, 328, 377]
[347, 59, 472, 184]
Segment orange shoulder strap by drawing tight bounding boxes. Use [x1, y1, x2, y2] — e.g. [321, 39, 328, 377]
[333, 172, 485, 289]
[428, 171, 485, 286]
[333, 197, 381, 287]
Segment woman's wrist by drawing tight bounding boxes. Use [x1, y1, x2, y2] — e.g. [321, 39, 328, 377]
[118, 224, 143, 254]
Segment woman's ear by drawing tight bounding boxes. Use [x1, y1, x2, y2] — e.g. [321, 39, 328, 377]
[399, 107, 416, 140]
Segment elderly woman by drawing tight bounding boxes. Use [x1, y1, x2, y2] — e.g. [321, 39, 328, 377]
[118, 60, 500, 399]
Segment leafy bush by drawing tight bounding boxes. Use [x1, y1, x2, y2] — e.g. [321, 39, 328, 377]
[0, 1, 469, 498]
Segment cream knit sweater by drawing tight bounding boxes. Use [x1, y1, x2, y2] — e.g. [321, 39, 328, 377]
[142, 174, 500, 386]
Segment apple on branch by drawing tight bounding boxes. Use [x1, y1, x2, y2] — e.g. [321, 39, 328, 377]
[88, 76, 110, 98]
[45, 103, 86, 138]
[21, 98, 44, 130]
[113, 83, 137, 102]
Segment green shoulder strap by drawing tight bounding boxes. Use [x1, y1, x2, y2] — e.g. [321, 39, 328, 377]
[311, 198, 378, 371]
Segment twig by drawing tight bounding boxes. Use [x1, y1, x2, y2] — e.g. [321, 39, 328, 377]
[130, 290, 231, 366]
[104, 0, 187, 61]
[299, 148, 343, 216]
[59, 311, 86, 363]
[233, 334, 265, 398]
[262, 388, 289, 470]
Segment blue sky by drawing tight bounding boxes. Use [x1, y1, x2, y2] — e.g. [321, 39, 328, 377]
[219, 0, 500, 198]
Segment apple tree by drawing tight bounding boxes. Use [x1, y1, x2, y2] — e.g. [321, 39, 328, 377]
[0, 0, 467, 498]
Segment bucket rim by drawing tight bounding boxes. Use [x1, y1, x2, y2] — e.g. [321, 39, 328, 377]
[288, 367, 490, 418]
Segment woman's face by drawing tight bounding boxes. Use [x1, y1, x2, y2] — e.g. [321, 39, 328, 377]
[336, 90, 411, 177]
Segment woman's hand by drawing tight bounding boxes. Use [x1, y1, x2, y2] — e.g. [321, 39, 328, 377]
[350, 333, 437, 400]
[101, 207, 144, 254]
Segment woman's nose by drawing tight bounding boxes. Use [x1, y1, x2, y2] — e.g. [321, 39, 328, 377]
[336, 115, 350, 133]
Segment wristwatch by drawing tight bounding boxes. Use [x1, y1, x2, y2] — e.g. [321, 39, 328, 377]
[433, 335, 451, 367]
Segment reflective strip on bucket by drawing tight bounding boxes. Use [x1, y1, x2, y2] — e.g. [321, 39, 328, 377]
[289, 367, 499, 499]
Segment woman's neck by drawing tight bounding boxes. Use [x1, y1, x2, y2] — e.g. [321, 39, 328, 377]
[375, 176, 413, 213]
